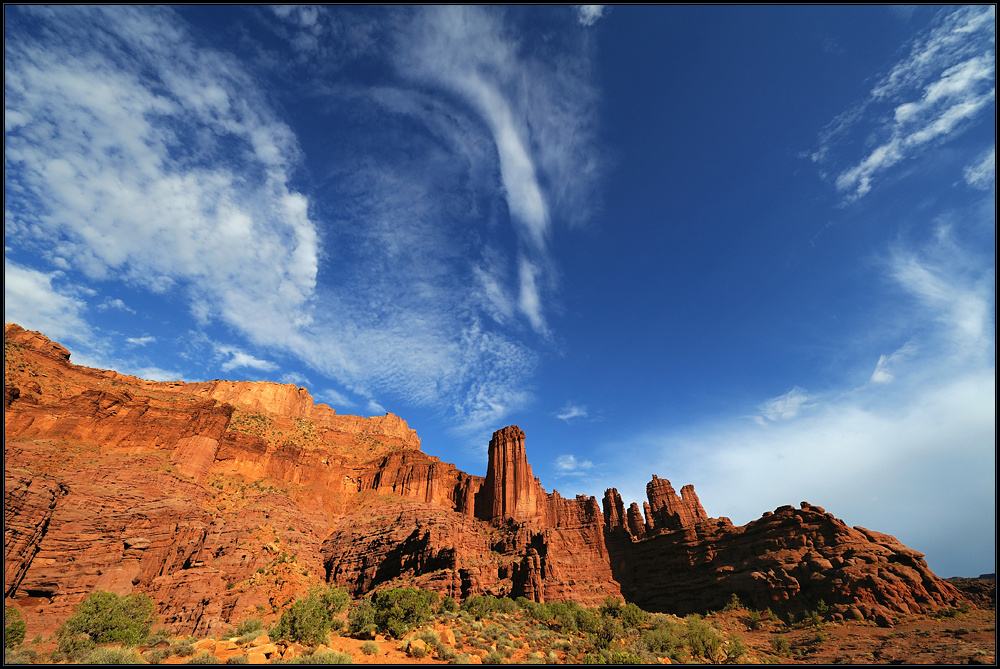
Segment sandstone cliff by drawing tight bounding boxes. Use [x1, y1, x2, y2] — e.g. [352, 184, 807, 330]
[3, 324, 966, 638]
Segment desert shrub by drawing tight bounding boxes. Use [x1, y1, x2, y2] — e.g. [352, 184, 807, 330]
[415, 629, 441, 646]
[685, 616, 721, 660]
[461, 594, 516, 620]
[5, 607, 26, 649]
[769, 634, 791, 657]
[726, 633, 748, 661]
[724, 593, 742, 611]
[360, 641, 379, 656]
[285, 650, 353, 664]
[56, 591, 156, 653]
[272, 586, 349, 646]
[440, 596, 458, 613]
[595, 617, 625, 649]
[226, 655, 249, 664]
[186, 651, 222, 664]
[599, 596, 624, 619]
[481, 649, 506, 664]
[620, 602, 647, 629]
[408, 643, 427, 658]
[367, 588, 437, 638]
[746, 609, 762, 630]
[320, 587, 351, 615]
[145, 647, 172, 664]
[483, 624, 503, 641]
[173, 641, 195, 657]
[236, 617, 263, 637]
[81, 646, 145, 664]
[609, 650, 644, 664]
[348, 598, 376, 637]
[5, 648, 38, 664]
[526, 651, 546, 664]
[451, 654, 473, 664]
[435, 642, 457, 661]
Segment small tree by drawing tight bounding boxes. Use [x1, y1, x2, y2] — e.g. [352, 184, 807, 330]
[5, 607, 26, 649]
[56, 591, 156, 653]
[271, 586, 349, 647]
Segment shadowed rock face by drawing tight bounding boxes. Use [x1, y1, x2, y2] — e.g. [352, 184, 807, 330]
[3, 323, 967, 637]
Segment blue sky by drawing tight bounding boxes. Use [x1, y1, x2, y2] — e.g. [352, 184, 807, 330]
[5, 6, 994, 578]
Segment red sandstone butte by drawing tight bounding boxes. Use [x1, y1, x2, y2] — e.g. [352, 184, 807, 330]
[3, 323, 967, 638]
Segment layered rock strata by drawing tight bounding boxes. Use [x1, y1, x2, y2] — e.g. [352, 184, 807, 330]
[3, 323, 967, 639]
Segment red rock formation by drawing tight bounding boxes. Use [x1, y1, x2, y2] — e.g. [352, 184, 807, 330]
[2, 323, 971, 638]
[644, 475, 708, 532]
[481, 426, 544, 523]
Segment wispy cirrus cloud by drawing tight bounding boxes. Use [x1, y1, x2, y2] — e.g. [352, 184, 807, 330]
[3, 260, 91, 347]
[753, 387, 815, 425]
[215, 345, 278, 374]
[126, 336, 156, 347]
[811, 5, 995, 200]
[5, 6, 600, 438]
[575, 6, 606, 27]
[964, 145, 995, 191]
[554, 454, 594, 474]
[555, 402, 589, 422]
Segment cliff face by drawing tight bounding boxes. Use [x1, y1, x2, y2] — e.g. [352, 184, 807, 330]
[3, 323, 966, 638]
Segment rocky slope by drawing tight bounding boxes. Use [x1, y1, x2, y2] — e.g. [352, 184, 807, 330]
[3, 324, 967, 638]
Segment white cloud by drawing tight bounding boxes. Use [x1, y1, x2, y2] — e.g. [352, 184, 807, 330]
[575, 6, 606, 27]
[754, 386, 815, 424]
[594, 211, 995, 578]
[97, 297, 135, 314]
[556, 403, 588, 422]
[869, 343, 916, 384]
[812, 6, 995, 200]
[126, 336, 156, 347]
[554, 454, 594, 474]
[392, 6, 601, 332]
[319, 389, 355, 410]
[215, 345, 278, 373]
[3, 260, 91, 346]
[5, 5, 319, 352]
[964, 145, 996, 190]
[4, 6, 596, 438]
[280, 372, 311, 387]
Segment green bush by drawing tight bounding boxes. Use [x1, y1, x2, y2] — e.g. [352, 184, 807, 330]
[609, 650, 644, 664]
[620, 602, 647, 629]
[369, 588, 436, 638]
[481, 650, 506, 664]
[641, 621, 683, 656]
[81, 647, 145, 664]
[56, 591, 156, 653]
[769, 634, 791, 657]
[235, 617, 263, 637]
[348, 599, 377, 637]
[284, 650, 353, 664]
[440, 596, 458, 613]
[599, 596, 624, 619]
[226, 655, 249, 664]
[173, 642, 195, 657]
[460, 594, 516, 620]
[4, 607, 26, 649]
[186, 651, 222, 664]
[271, 586, 350, 646]
[746, 609, 762, 630]
[360, 641, 379, 656]
[5, 649, 38, 664]
[685, 616, 721, 661]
